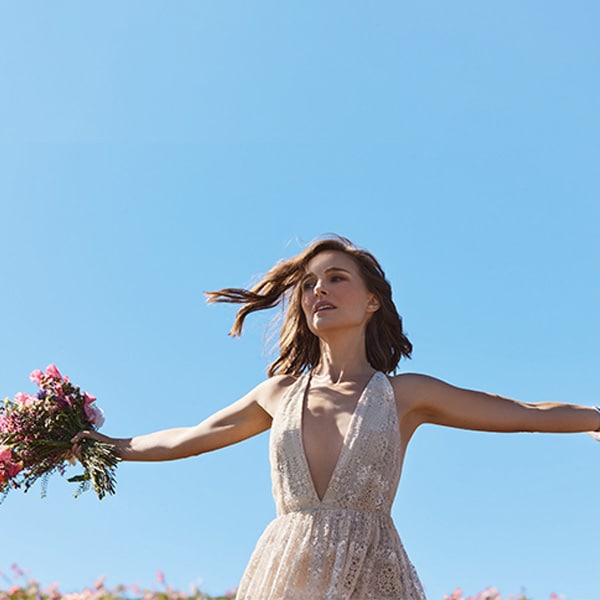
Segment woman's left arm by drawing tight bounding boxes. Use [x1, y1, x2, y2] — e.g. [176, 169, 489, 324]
[393, 373, 600, 433]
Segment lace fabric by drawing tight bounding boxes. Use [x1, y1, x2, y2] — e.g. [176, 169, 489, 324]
[236, 372, 426, 599]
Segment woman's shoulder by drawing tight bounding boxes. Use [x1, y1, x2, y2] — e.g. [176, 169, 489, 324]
[388, 372, 461, 416]
[389, 372, 434, 390]
[265, 373, 300, 393]
[253, 373, 300, 417]
[387, 372, 442, 407]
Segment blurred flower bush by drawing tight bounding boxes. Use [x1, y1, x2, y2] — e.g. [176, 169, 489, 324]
[1, 564, 566, 600]
[0, 564, 235, 600]
[444, 588, 565, 600]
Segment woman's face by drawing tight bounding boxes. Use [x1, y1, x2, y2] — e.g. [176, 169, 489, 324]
[300, 250, 380, 336]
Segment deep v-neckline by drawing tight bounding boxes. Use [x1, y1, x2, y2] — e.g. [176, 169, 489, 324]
[299, 371, 378, 503]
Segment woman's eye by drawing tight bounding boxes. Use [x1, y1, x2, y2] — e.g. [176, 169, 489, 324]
[302, 280, 316, 290]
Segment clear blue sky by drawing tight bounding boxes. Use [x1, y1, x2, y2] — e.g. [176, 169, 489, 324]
[1, 2, 599, 599]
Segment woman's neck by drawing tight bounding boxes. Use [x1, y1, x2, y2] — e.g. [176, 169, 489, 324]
[314, 333, 374, 383]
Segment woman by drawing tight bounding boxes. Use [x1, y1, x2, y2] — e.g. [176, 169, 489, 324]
[72, 235, 600, 599]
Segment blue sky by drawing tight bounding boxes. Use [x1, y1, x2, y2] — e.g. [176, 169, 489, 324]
[1, 2, 599, 599]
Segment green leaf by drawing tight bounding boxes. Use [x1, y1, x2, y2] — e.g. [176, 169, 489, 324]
[67, 473, 90, 483]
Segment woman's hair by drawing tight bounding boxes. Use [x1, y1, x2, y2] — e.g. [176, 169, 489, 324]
[205, 235, 412, 377]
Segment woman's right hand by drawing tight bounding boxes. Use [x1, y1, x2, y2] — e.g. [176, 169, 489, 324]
[71, 430, 119, 460]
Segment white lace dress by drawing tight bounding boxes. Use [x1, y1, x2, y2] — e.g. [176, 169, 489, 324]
[236, 371, 426, 599]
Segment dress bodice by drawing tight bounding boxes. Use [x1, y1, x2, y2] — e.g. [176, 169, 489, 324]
[269, 371, 403, 516]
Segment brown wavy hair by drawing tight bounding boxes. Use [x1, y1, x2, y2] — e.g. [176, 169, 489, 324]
[205, 235, 412, 377]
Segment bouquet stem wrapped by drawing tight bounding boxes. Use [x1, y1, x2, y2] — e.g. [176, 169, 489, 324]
[0, 365, 119, 501]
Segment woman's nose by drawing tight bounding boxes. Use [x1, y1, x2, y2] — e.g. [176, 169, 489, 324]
[314, 280, 327, 296]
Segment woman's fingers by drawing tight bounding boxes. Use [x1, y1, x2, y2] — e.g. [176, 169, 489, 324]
[70, 430, 95, 460]
[71, 431, 84, 444]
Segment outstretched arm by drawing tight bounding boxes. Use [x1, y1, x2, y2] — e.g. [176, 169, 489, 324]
[72, 376, 293, 461]
[393, 373, 600, 434]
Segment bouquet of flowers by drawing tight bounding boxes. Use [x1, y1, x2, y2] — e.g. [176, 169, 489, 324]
[0, 364, 120, 502]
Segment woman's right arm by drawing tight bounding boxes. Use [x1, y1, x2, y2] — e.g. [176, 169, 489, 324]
[72, 376, 292, 462]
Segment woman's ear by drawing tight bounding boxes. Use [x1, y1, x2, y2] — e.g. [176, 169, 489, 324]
[367, 295, 381, 313]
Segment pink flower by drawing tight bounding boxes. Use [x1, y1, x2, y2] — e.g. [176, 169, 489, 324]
[45, 364, 63, 379]
[84, 392, 97, 406]
[29, 369, 44, 385]
[476, 589, 502, 600]
[84, 404, 105, 427]
[156, 570, 166, 585]
[7, 460, 23, 477]
[1, 446, 23, 480]
[14, 392, 28, 404]
[14, 392, 36, 406]
[44, 582, 62, 600]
